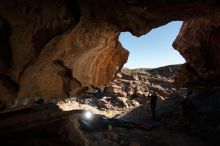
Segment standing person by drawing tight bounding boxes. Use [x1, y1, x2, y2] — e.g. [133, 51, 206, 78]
[149, 91, 158, 120]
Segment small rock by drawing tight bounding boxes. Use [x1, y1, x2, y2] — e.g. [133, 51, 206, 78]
[136, 90, 145, 98]
[116, 96, 129, 108]
[121, 72, 133, 80]
[133, 74, 139, 80]
[116, 73, 123, 79]
[127, 87, 135, 96]
[97, 99, 112, 109]
[130, 82, 136, 88]
[131, 100, 140, 107]
[136, 86, 141, 91]
[104, 85, 127, 97]
[102, 96, 112, 101]
[144, 92, 150, 97]
[149, 85, 171, 97]
[117, 90, 127, 97]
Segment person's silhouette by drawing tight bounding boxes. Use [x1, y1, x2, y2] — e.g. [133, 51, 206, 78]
[149, 92, 157, 120]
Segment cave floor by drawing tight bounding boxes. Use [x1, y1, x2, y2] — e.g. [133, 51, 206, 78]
[0, 97, 207, 146]
[1, 84, 220, 146]
[56, 96, 206, 146]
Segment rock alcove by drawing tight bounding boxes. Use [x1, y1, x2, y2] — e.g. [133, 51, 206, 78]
[0, 0, 220, 145]
[0, 0, 220, 113]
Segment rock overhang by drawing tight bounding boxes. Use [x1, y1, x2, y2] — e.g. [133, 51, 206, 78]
[0, 0, 220, 112]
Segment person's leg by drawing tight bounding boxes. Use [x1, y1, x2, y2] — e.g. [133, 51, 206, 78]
[150, 96, 157, 119]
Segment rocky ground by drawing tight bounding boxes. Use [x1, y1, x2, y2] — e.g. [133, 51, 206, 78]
[55, 65, 214, 146]
[1, 64, 219, 146]
[57, 65, 180, 118]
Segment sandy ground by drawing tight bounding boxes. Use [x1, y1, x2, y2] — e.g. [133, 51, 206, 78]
[57, 98, 133, 118]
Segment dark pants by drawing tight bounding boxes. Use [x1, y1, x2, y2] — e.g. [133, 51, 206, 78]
[150, 95, 157, 119]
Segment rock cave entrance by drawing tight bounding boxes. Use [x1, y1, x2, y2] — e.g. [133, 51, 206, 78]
[1, 0, 220, 146]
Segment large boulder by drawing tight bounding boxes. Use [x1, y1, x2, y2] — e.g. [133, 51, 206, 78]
[173, 18, 220, 88]
[104, 84, 127, 97]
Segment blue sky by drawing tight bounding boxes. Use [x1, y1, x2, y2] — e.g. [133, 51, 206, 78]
[119, 21, 185, 69]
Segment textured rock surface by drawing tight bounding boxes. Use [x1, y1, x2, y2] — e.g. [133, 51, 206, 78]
[70, 65, 180, 111]
[0, 0, 220, 113]
[0, 0, 129, 112]
[173, 18, 220, 87]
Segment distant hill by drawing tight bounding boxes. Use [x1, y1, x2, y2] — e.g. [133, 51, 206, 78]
[123, 64, 182, 77]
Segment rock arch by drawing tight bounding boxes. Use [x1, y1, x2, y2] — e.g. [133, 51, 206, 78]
[0, 0, 220, 112]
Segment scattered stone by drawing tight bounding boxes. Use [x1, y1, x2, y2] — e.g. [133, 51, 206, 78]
[136, 90, 145, 98]
[133, 74, 139, 80]
[102, 96, 112, 101]
[131, 100, 140, 107]
[127, 87, 135, 96]
[121, 72, 133, 80]
[144, 92, 150, 97]
[116, 96, 129, 108]
[116, 73, 123, 79]
[149, 85, 171, 97]
[117, 90, 127, 97]
[104, 85, 127, 97]
[130, 82, 136, 89]
[136, 85, 141, 91]
[97, 99, 112, 109]
[104, 86, 116, 96]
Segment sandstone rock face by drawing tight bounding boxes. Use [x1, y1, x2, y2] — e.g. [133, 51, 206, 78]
[0, 0, 220, 112]
[173, 18, 220, 87]
[0, 0, 129, 112]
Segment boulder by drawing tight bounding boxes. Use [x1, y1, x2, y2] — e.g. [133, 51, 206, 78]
[116, 96, 129, 108]
[174, 18, 220, 87]
[120, 71, 132, 80]
[133, 74, 139, 81]
[135, 90, 145, 98]
[104, 85, 127, 97]
[116, 73, 123, 79]
[149, 85, 171, 98]
[131, 100, 140, 107]
[126, 87, 135, 96]
[97, 99, 112, 109]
